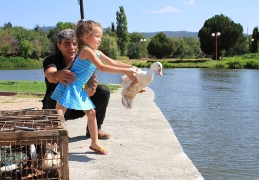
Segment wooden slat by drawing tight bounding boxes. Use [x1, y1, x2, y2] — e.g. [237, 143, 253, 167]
[0, 129, 68, 141]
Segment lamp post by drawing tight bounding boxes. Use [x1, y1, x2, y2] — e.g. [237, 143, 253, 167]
[211, 32, 221, 60]
[249, 38, 254, 53]
[140, 39, 146, 59]
[78, 0, 84, 19]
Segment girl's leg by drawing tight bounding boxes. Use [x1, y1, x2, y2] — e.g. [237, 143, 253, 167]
[56, 102, 67, 115]
[84, 109, 107, 154]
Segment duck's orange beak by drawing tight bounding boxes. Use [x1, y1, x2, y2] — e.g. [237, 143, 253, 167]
[158, 68, 163, 77]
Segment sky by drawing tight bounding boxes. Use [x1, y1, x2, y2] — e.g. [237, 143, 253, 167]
[0, 0, 258, 34]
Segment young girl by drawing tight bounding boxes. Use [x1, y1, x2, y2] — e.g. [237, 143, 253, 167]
[51, 20, 137, 155]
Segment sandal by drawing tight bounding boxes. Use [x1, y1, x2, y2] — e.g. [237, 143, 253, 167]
[89, 146, 108, 155]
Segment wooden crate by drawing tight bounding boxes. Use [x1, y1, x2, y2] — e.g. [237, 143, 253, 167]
[0, 109, 69, 180]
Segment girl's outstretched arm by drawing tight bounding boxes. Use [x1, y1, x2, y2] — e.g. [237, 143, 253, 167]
[97, 50, 133, 68]
[79, 47, 136, 78]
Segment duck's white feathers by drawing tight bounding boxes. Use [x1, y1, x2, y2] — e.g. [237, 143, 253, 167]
[121, 62, 162, 108]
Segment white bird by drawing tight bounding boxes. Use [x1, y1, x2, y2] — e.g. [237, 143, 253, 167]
[30, 144, 37, 167]
[42, 143, 61, 171]
[30, 144, 37, 161]
[121, 61, 163, 108]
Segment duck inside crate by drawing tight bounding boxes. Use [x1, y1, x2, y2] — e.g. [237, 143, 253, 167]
[0, 109, 69, 180]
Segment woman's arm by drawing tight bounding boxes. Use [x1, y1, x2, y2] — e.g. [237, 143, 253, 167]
[44, 61, 76, 85]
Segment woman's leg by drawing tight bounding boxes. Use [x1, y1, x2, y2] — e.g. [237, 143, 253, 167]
[90, 85, 110, 129]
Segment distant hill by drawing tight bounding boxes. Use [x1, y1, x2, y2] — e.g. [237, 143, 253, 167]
[40, 26, 56, 32]
[39, 26, 198, 39]
[140, 31, 198, 39]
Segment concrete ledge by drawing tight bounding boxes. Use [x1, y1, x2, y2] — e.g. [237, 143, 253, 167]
[66, 87, 204, 180]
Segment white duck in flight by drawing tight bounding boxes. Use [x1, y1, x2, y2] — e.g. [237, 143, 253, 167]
[121, 61, 163, 109]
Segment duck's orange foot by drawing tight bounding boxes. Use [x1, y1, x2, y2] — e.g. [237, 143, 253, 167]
[138, 89, 146, 93]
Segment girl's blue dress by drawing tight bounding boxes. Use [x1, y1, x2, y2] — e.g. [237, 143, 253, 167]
[51, 49, 99, 110]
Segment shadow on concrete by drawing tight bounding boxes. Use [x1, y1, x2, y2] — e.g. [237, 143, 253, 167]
[69, 152, 94, 163]
[69, 135, 87, 143]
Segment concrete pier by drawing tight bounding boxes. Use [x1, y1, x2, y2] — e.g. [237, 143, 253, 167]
[0, 88, 204, 179]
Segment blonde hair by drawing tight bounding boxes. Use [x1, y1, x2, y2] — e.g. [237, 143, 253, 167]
[76, 20, 102, 51]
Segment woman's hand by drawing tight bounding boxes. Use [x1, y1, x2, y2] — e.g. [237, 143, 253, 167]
[85, 88, 96, 97]
[84, 73, 98, 97]
[56, 60, 76, 86]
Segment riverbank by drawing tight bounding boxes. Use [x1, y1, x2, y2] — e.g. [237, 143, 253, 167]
[0, 88, 203, 179]
[1, 53, 259, 70]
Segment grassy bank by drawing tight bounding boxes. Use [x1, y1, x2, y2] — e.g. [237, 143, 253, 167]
[0, 56, 43, 69]
[0, 80, 120, 98]
[119, 53, 259, 69]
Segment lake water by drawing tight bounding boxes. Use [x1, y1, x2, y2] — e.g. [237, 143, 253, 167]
[0, 68, 259, 179]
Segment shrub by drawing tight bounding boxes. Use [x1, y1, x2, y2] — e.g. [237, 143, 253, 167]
[244, 60, 259, 69]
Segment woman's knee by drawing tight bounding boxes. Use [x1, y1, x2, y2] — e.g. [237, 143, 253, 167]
[97, 85, 110, 99]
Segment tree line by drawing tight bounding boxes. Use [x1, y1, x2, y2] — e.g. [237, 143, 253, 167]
[0, 6, 258, 61]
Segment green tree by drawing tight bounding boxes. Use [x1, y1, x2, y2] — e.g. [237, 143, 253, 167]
[147, 32, 176, 59]
[226, 35, 247, 56]
[127, 42, 141, 59]
[105, 28, 116, 38]
[116, 6, 129, 56]
[0, 44, 11, 56]
[3, 22, 12, 29]
[31, 38, 42, 59]
[11, 26, 32, 42]
[127, 32, 146, 59]
[198, 14, 243, 60]
[0, 29, 17, 56]
[0, 28, 18, 56]
[251, 27, 258, 53]
[19, 39, 33, 58]
[56, 22, 75, 30]
[182, 37, 201, 58]
[34, 24, 41, 32]
[99, 34, 120, 59]
[172, 37, 186, 58]
[31, 33, 51, 60]
[111, 22, 116, 32]
[0, 24, 50, 59]
[12, 26, 50, 59]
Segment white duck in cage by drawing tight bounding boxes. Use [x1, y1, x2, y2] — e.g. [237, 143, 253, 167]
[27, 143, 61, 172]
[38, 143, 61, 171]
